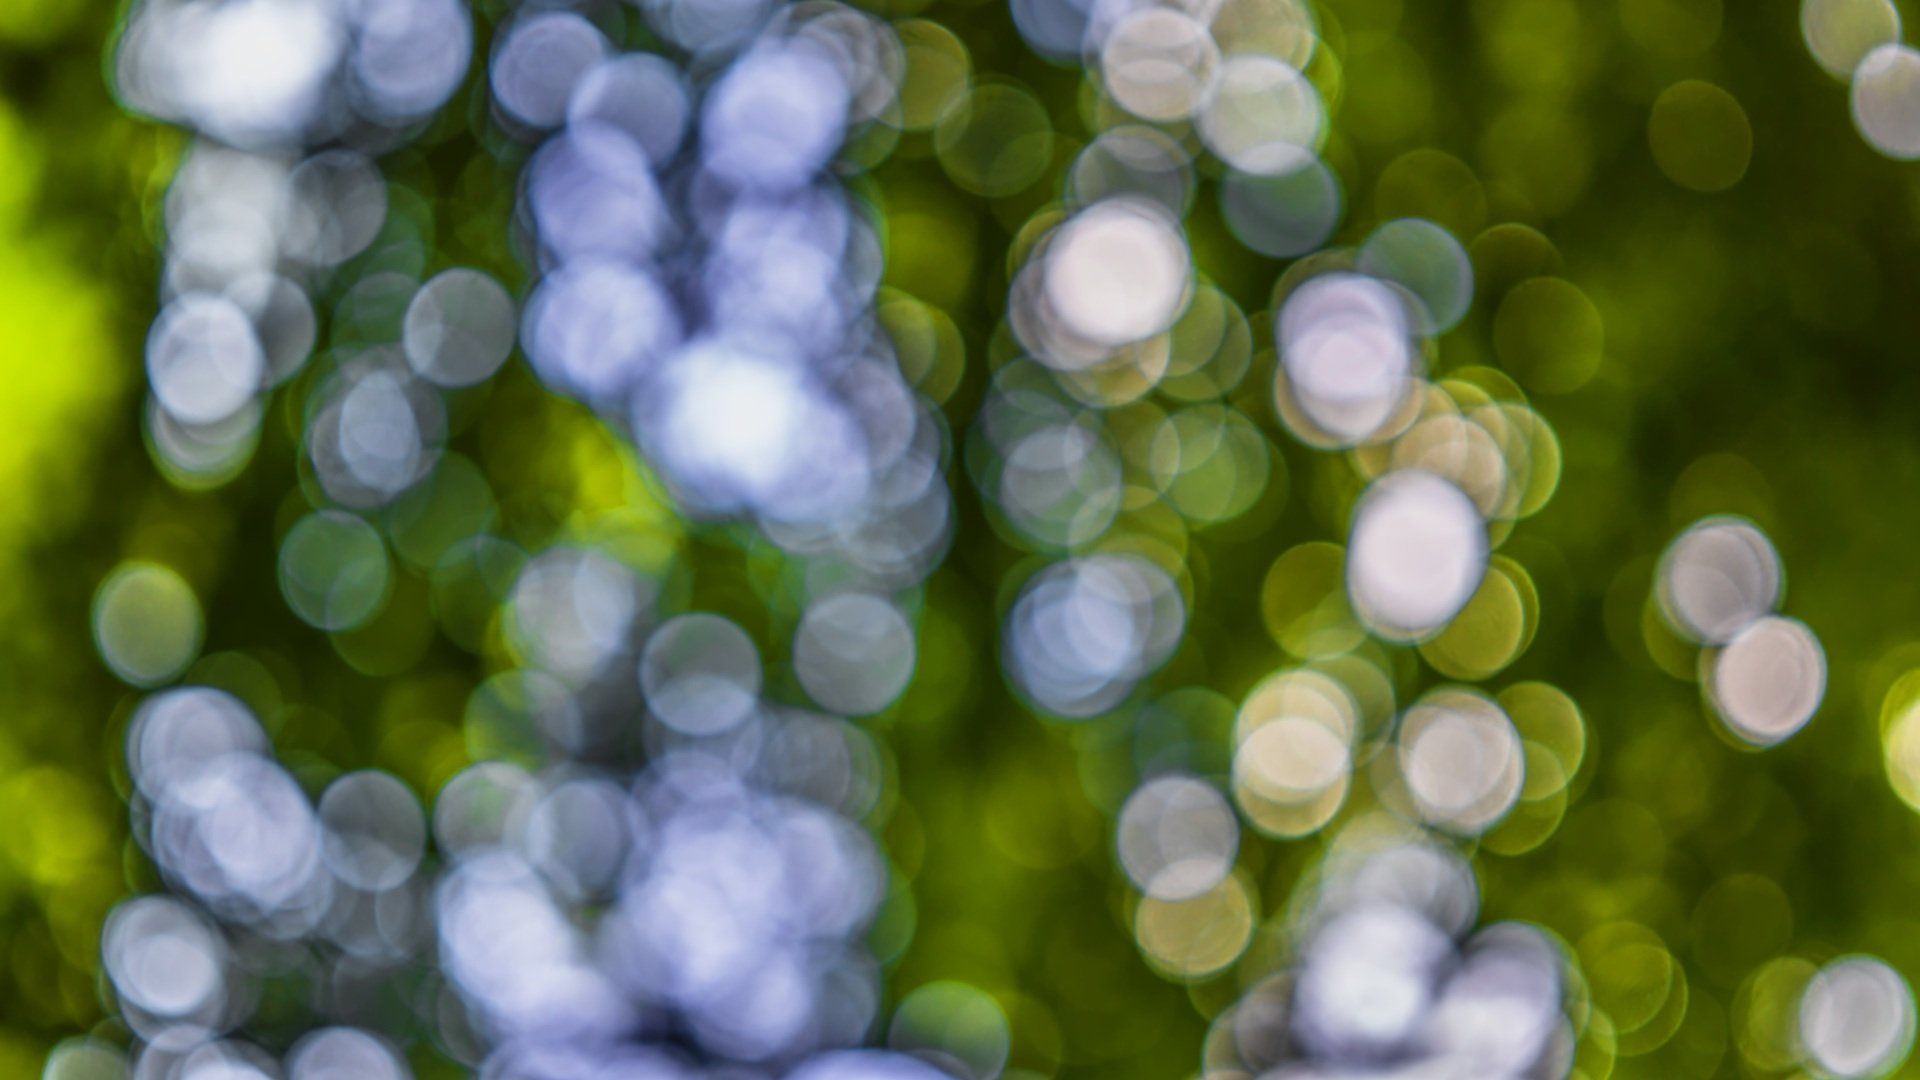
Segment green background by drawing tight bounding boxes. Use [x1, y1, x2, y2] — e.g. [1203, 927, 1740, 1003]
[9, 0, 1920, 1076]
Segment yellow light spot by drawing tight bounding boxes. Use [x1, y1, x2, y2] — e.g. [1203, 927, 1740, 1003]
[896, 20, 971, 131]
[1802, 0, 1902, 80]
[1500, 681, 1588, 784]
[1733, 957, 1817, 1072]
[1648, 81, 1752, 193]
[1133, 873, 1255, 979]
[1261, 542, 1364, 659]
[1881, 670, 1920, 811]
[1494, 277, 1603, 394]
[1580, 922, 1687, 1054]
[92, 561, 203, 687]
[879, 290, 966, 406]
[934, 82, 1053, 198]
[1420, 555, 1536, 681]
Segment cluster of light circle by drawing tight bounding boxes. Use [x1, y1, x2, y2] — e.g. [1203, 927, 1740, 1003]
[506, 1, 953, 563]
[437, 586, 928, 1075]
[1793, 10, 1920, 1078]
[100, 686, 424, 1078]
[116, 0, 485, 496]
[1202, 815, 1571, 1076]
[91, 0, 960, 1076]
[1654, 517, 1826, 748]
[996, 1, 1583, 1072]
[451, 2, 958, 1077]
[1801, 0, 1920, 159]
[94, 0, 485, 1072]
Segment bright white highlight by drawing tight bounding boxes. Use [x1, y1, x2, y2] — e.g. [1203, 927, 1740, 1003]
[1657, 517, 1782, 645]
[1347, 471, 1487, 642]
[1800, 956, 1916, 1079]
[1043, 199, 1192, 348]
[1710, 615, 1826, 747]
[1397, 690, 1525, 836]
[1853, 43, 1920, 159]
[1277, 273, 1418, 447]
[1117, 775, 1239, 901]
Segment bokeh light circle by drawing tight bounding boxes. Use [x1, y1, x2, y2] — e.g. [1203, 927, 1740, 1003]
[1347, 470, 1488, 642]
[93, 561, 203, 687]
[1799, 956, 1916, 1079]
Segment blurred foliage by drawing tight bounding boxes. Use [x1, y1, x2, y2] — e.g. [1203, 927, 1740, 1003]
[14, 0, 1920, 1077]
[0, 0, 176, 1070]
